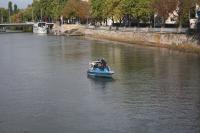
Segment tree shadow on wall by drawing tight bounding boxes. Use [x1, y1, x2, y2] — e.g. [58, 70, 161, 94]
[187, 29, 200, 45]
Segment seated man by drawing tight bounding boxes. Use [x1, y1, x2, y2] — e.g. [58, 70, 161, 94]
[101, 58, 107, 68]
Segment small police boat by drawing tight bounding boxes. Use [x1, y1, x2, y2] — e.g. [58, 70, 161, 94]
[87, 60, 114, 78]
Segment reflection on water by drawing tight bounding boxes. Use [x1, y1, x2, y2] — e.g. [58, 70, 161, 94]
[87, 76, 115, 89]
[89, 39, 200, 133]
[0, 34, 199, 133]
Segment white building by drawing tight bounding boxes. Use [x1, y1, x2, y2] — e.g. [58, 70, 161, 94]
[165, 4, 200, 28]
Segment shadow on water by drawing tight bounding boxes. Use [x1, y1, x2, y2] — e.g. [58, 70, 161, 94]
[87, 75, 115, 82]
[87, 75, 115, 89]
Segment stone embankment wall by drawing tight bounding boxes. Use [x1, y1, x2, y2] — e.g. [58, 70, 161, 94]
[51, 24, 200, 53]
[52, 24, 85, 36]
[84, 29, 199, 46]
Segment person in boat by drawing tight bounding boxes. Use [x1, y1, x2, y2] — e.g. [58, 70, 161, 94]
[93, 63, 98, 69]
[100, 58, 110, 71]
[101, 58, 107, 67]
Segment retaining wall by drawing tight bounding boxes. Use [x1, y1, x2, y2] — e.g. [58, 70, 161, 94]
[84, 29, 199, 46]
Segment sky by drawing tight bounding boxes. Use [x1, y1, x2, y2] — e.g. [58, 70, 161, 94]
[0, 0, 33, 9]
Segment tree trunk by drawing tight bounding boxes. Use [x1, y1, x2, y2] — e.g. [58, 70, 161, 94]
[161, 17, 165, 28]
[178, 16, 182, 33]
[160, 17, 165, 32]
[111, 16, 114, 26]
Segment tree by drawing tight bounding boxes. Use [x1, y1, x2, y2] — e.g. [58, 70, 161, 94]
[195, 0, 200, 5]
[151, 0, 178, 27]
[176, 0, 199, 28]
[131, 0, 153, 25]
[120, 0, 137, 26]
[22, 6, 33, 22]
[11, 12, 23, 23]
[62, 0, 79, 19]
[90, 0, 106, 21]
[103, 0, 122, 22]
[90, 0, 153, 26]
[8, 1, 13, 15]
[0, 8, 9, 23]
[62, 0, 89, 22]
[31, 0, 68, 21]
[51, 0, 68, 20]
[78, 1, 90, 19]
[177, 0, 187, 27]
[14, 4, 18, 14]
[112, 1, 125, 23]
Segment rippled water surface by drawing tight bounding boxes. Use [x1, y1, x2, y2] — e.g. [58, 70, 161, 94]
[0, 33, 200, 133]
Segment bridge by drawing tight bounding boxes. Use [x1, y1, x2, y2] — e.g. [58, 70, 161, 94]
[0, 22, 54, 33]
[0, 23, 34, 27]
[0, 22, 54, 26]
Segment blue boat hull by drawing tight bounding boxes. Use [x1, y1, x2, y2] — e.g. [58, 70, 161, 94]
[87, 69, 114, 78]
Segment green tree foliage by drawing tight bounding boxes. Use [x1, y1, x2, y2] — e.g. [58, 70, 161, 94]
[3, 0, 70, 23]
[8, 1, 13, 15]
[131, 0, 153, 23]
[90, 0, 153, 24]
[3, 0, 200, 27]
[31, 0, 68, 21]
[14, 4, 18, 14]
[0, 8, 9, 23]
[90, 0, 106, 21]
[121, 0, 137, 15]
[23, 6, 33, 22]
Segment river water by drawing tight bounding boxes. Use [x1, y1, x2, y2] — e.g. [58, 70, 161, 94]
[0, 33, 200, 133]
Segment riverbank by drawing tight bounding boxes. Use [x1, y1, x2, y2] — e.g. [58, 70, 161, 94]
[52, 24, 85, 36]
[84, 28, 200, 55]
[52, 24, 200, 55]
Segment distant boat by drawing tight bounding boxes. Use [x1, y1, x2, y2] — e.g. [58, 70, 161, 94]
[87, 60, 114, 78]
[33, 22, 48, 34]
